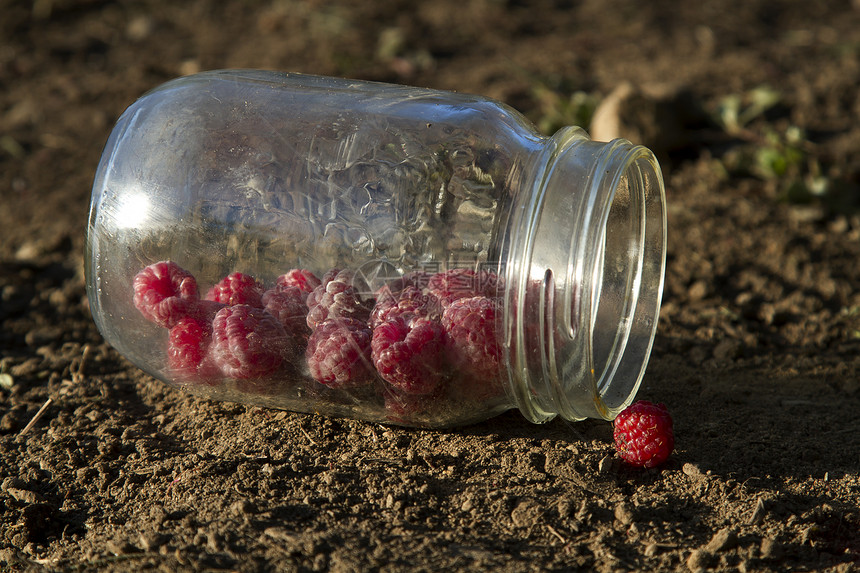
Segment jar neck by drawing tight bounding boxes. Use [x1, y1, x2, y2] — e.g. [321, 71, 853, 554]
[501, 127, 666, 423]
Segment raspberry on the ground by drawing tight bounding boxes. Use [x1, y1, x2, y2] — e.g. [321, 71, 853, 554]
[276, 269, 321, 296]
[133, 261, 200, 328]
[372, 316, 446, 395]
[370, 285, 441, 328]
[305, 317, 374, 388]
[613, 400, 674, 468]
[167, 316, 219, 383]
[206, 272, 264, 307]
[306, 269, 372, 330]
[262, 285, 312, 347]
[209, 304, 290, 379]
[441, 295, 502, 391]
[426, 268, 502, 307]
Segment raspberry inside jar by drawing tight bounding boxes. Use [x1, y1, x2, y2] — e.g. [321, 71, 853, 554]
[128, 262, 509, 425]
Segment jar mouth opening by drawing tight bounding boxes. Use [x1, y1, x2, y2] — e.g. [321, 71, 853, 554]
[584, 144, 666, 418]
[503, 129, 666, 423]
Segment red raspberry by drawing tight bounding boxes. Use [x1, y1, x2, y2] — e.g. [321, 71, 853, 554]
[613, 401, 674, 468]
[442, 296, 502, 389]
[275, 269, 321, 296]
[305, 318, 374, 388]
[262, 285, 312, 348]
[371, 317, 446, 396]
[306, 269, 372, 330]
[206, 272, 264, 307]
[209, 305, 290, 379]
[370, 285, 441, 328]
[167, 316, 219, 383]
[132, 261, 199, 328]
[426, 269, 502, 307]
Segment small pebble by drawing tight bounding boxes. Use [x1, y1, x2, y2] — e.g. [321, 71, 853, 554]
[0, 412, 20, 432]
[705, 528, 738, 553]
[126, 16, 154, 41]
[139, 532, 167, 551]
[3, 477, 24, 492]
[7, 488, 43, 504]
[15, 241, 41, 260]
[557, 498, 573, 518]
[614, 502, 634, 526]
[510, 499, 542, 528]
[686, 548, 712, 571]
[643, 542, 658, 557]
[688, 280, 708, 301]
[106, 539, 135, 556]
[682, 463, 703, 479]
[231, 499, 256, 515]
[206, 531, 223, 552]
[760, 537, 782, 559]
[149, 506, 168, 525]
[10, 359, 40, 377]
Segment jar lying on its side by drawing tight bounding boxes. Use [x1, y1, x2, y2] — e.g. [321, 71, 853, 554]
[86, 70, 666, 428]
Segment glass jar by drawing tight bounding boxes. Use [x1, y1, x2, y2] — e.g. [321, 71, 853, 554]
[86, 70, 666, 428]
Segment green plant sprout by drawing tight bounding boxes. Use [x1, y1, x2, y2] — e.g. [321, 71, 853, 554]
[531, 83, 600, 136]
[715, 85, 782, 135]
[714, 85, 853, 212]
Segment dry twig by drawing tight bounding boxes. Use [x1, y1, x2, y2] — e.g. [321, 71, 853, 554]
[19, 398, 53, 436]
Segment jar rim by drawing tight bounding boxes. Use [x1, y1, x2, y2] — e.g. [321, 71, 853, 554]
[502, 128, 667, 422]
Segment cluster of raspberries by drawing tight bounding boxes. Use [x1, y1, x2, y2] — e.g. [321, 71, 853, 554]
[132, 261, 506, 413]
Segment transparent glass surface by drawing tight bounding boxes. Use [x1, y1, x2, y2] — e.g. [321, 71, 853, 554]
[87, 70, 540, 427]
[86, 70, 666, 427]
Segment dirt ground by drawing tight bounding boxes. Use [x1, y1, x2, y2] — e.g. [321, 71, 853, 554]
[2, 1, 860, 571]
